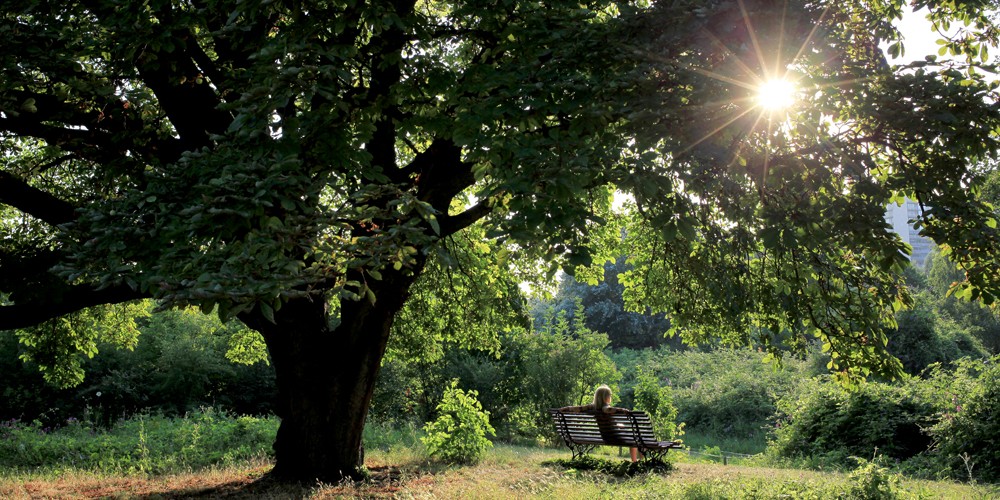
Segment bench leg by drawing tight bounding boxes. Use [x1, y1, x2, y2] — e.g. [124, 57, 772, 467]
[638, 448, 670, 465]
[569, 444, 596, 460]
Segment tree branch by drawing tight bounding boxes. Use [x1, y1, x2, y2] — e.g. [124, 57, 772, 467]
[132, 31, 233, 150]
[0, 117, 149, 173]
[439, 199, 493, 237]
[0, 171, 78, 226]
[0, 283, 149, 331]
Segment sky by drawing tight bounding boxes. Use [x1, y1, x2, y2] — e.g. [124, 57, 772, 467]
[892, 8, 947, 63]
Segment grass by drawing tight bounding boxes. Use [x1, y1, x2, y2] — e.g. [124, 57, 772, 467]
[679, 429, 768, 465]
[1, 445, 996, 499]
[1, 413, 996, 498]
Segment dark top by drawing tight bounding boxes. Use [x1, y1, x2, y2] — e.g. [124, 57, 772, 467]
[558, 402, 631, 415]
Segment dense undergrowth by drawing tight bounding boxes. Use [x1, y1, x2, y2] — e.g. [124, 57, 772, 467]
[0, 408, 276, 475]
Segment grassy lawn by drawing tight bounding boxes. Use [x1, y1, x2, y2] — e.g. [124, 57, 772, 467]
[1, 445, 995, 499]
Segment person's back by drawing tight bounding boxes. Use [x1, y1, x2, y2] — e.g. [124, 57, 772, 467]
[593, 410, 629, 444]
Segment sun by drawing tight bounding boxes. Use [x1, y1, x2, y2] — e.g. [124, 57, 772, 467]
[757, 78, 797, 111]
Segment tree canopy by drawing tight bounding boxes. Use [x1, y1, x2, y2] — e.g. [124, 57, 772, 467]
[3, 0, 1000, 481]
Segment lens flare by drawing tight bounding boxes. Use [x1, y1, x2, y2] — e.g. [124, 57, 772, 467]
[757, 79, 796, 110]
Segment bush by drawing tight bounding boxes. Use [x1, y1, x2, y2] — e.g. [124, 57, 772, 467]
[766, 356, 1000, 482]
[770, 377, 936, 467]
[847, 457, 912, 500]
[1, 305, 276, 427]
[504, 303, 620, 439]
[925, 357, 1000, 483]
[612, 347, 814, 439]
[421, 380, 495, 464]
[632, 369, 681, 439]
[888, 294, 987, 375]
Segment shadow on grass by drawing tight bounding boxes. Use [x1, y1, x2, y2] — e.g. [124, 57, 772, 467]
[133, 463, 451, 498]
[542, 455, 674, 477]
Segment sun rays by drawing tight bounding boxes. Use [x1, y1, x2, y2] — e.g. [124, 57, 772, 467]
[678, 0, 872, 182]
[757, 78, 796, 111]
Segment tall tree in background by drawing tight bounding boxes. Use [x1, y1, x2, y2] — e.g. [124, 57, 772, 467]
[533, 258, 676, 350]
[3, 0, 1000, 481]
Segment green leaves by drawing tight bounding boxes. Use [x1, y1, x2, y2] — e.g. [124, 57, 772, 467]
[421, 379, 496, 464]
[5, 0, 1000, 389]
[13, 302, 148, 387]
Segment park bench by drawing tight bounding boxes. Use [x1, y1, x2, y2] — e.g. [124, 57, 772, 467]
[548, 408, 683, 463]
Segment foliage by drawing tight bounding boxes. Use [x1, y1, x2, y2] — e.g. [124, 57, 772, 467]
[0, 408, 276, 475]
[371, 223, 530, 426]
[612, 347, 815, 438]
[421, 380, 495, 465]
[369, 358, 432, 425]
[531, 258, 677, 350]
[387, 225, 530, 367]
[586, 0, 1000, 383]
[0, 304, 275, 427]
[924, 357, 1000, 483]
[770, 377, 937, 467]
[887, 290, 987, 375]
[768, 357, 1000, 483]
[631, 368, 681, 440]
[846, 457, 913, 500]
[924, 250, 1000, 354]
[505, 303, 620, 438]
[373, 299, 622, 441]
[13, 303, 147, 387]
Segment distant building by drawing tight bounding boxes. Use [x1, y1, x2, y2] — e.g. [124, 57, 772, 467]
[885, 199, 934, 267]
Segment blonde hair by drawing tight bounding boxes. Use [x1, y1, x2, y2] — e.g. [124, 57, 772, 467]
[592, 385, 612, 409]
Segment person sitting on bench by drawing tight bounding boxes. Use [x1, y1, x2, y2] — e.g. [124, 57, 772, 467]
[559, 384, 641, 462]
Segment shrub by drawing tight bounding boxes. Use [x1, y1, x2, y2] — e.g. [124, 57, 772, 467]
[613, 347, 814, 438]
[0, 305, 276, 427]
[505, 303, 620, 439]
[632, 369, 681, 439]
[421, 380, 495, 464]
[847, 457, 912, 499]
[925, 357, 1000, 483]
[888, 294, 987, 376]
[770, 377, 936, 467]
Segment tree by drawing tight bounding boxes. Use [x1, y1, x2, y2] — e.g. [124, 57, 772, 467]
[887, 290, 987, 375]
[533, 258, 677, 350]
[3, 0, 1000, 482]
[511, 302, 620, 435]
[595, 1, 1000, 382]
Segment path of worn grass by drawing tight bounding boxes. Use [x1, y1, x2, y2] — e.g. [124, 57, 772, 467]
[1, 446, 995, 498]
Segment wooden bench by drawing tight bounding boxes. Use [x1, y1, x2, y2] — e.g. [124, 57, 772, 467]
[548, 408, 683, 463]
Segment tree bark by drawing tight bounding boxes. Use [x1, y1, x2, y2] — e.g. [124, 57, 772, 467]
[240, 268, 420, 483]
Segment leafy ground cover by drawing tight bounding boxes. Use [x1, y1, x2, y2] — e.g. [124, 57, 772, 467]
[1, 445, 995, 499]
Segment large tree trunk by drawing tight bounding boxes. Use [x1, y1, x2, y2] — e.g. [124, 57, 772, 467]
[240, 270, 419, 483]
